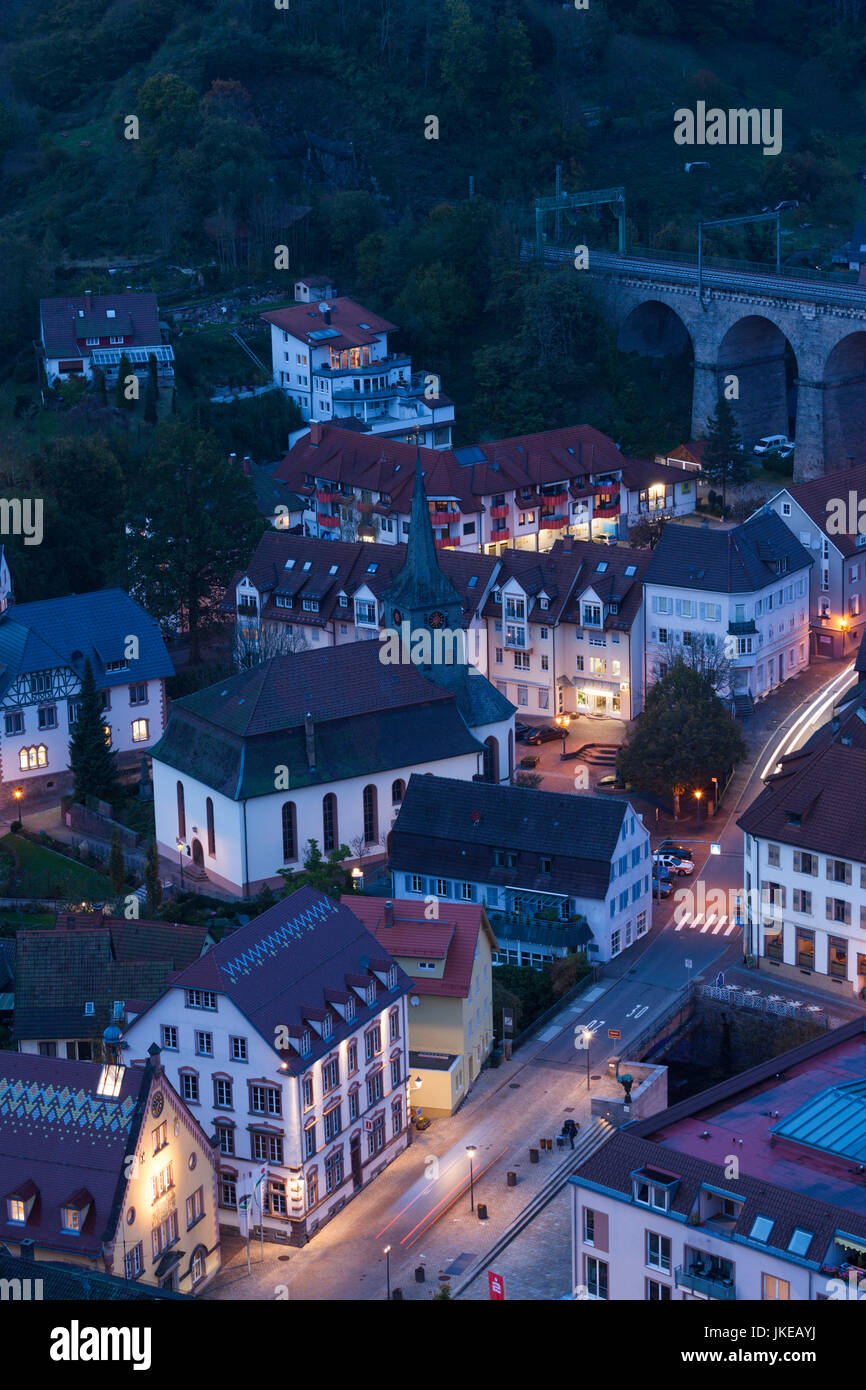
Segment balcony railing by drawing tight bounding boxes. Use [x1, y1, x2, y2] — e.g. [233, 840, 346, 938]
[490, 505, 509, 519]
[504, 626, 528, 650]
[675, 1266, 736, 1300]
[594, 502, 621, 518]
[318, 515, 340, 528]
[541, 515, 568, 529]
[430, 510, 457, 526]
[490, 528, 510, 541]
[316, 489, 337, 504]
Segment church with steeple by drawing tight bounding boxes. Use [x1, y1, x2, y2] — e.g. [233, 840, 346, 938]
[149, 450, 516, 896]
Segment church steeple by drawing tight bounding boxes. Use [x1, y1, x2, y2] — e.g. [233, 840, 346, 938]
[381, 442, 463, 637]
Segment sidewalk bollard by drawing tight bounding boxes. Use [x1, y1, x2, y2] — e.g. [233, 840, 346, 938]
[529, 1147, 539, 1163]
[477, 1203, 488, 1221]
[415, 1266, 425, 1283]
[507, 1171, 517, 1187]
[556, 1135, 565, 1150]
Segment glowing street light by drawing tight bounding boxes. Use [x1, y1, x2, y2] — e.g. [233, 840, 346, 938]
[12, 787, 23, 829]
[176, 837, 187, 890]
[555, 712, 572, 758]
[351, 865, 363, 893]
[384, 1245, 391, 1301]
[694, 788, 703, 829]
[466, 1145, 477, 1213]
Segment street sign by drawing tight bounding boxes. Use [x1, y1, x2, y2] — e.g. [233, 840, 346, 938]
[364, 1118, 374, 1132]
[488, 1271, 505, 1300]
[684, 958, 693, 970]
[710, 843, 722, 855]
[608, 1028, 621, 1039]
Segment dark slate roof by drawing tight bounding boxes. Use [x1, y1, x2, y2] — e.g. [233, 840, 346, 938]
[227, 530, 496, 631]
[132, 887, 412, 1076]
[150, 641, 503, 799]
[11, 924, 201, 1041]
[40, 293, 162, 360]
[0, 1247, 187, 1299]
[484, 538, 650, 631]
[0, 1053, 150, 1259]
[644, 512, 813, 594]
[382, 448, 463, 613]
[0, 588, 173, 697]
[737, 682, 866, 858]
[389, 775, 626, 900]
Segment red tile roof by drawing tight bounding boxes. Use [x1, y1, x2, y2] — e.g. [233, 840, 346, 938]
[343, 896, 496, 998]
[261, 296, 398, 349]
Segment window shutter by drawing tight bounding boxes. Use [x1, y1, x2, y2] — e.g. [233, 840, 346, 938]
[846, 902, 852, 926]
[826, 897, 834, 921]
[404, 875, 412, 891]
[826, 860, 833, 880]
[846, 863, 852, 886]
[793, 852, 800, 873]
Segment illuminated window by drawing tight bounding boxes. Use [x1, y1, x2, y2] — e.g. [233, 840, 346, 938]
[131, 718, 149, 742]
[19, 745, 48, 770]
[7, 1198, 26, 1223]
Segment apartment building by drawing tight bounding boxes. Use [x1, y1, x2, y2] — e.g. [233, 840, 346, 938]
[261, 298, 454, 448]
[644, 514, 813, 715]
[273, 423, 695, 556]
[571, 1021, 866, 1300]
[345, 897, 498, 1116]
[764, 464, 866, 660]
[389, 775, 652, 964]
[738, 660, 866, 995]
[123, 888, 412, 1246]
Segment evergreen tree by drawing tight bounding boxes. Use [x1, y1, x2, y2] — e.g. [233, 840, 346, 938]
[143, 374, 158, 424]
[124, 420, 266, 662]
[170, 386, 178, 415]
[701, 395, 745, 513]
[115, 354, 135, 411]
[277, 839, 352, 899]
[92, 365, 108, 406]
[144, 838, 162, 915]
[109, 828, 125, 893]
[69, 658, 122, 806]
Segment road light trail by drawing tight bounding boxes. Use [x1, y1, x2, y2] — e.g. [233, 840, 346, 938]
[759, 665, 855, 780]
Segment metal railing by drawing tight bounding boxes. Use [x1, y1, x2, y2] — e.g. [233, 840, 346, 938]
[700, 982, 829, 1026]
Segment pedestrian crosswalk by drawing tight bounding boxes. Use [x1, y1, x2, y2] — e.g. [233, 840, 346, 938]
[674, 914, 739, 937]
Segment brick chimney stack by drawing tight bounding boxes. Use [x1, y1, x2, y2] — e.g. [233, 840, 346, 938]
[309, 421, 322, 446]
[242, 455, 252, 476]
[383, 901, 394, 929]
[84, 291, 92, 312]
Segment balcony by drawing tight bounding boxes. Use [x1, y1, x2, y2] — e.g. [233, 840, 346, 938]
[540, 515, 568, 530]
[318, 515, 340, 528]
[490, 505, 509, 519]
[316, 489, 336, 504]
[431, 510, 457, 526]
[489, 528, 510, 542]
[504, 626, 529, 650]
[542, 490, 569, 507]
[594, 501, 620, 518]
[434, 538, 456, 549]
[675, 1263, 736, 1300]
[237, 601, 258, 617]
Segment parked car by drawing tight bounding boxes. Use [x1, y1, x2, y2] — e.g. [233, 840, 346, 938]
[658, 840, 691, 859]
[652, 876, 673, 899]
[653, 851, 694, 876]
[753, 434, 793, 456]
[524, 725, 562, 746]
[685, 161, 710, 172]
[597, 773, 629, 791]
[514, 722, 533, 742]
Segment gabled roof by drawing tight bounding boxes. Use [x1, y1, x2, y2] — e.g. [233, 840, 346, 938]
[40, 293, 161, 360]
[389, 775, 628, 900]
[0, 1053, 151, 1258]
[0, 589, 173, 697]
[644, 512, 813, 594]
[483, 538, 649, 630]
[140, 886, 412, 1074]
[737, 682, 866, 858]
[785, 464, 866, 558]
[343, 896, 496, 999]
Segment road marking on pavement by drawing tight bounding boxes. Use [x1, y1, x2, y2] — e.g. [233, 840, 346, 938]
[675, 915, 738, 936]
[538, 1025, 561, 1042]
[581, 985, 606, 1003]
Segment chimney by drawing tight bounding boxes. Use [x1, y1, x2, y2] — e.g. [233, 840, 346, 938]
[304, 711, 316, 770]
[309, 421, 322, 446]
[84, 291, 92, 312]
[19, 1239, 35, 1263]
[383, 901, 394, 929]
[147, 1041, 163, 1078]
[228, 452, 238, 469]
[125, 285, 132, 294]
[242, 455, 252, 476]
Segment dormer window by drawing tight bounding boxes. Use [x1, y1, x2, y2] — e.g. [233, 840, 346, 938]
[388, 965, 397, 990]
[339, 593, 349, 606]
[7, 1198, 26, 1224]
[322, 1012, 333, 1039]
[366, 982, 376, 1006]
[301, 1029, 311, 1055]
[632, 1168, 677, 1211]
[346, 995, 355, 1022]
[492, 589, 501, 604]
[540, 597, 549, 610]
[84, 1002, 95, 1016]
[61, 1206, 82, 1234]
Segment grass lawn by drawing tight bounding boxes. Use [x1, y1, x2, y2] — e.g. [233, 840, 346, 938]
[2, 834, 111, 901]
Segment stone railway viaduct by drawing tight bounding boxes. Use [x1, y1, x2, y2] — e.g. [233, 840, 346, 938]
[553, 250, 866, 482]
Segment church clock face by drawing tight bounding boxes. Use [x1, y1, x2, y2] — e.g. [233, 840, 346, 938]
[428, 611, 445, 629]
[151, 1091, 165, 1119]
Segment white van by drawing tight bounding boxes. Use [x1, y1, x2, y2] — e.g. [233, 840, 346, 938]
[753, 435, 793, 456]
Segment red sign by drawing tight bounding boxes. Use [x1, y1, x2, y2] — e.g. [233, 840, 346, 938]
[608, 1029, 621, 1039]
[488, 1271, 505, 1300]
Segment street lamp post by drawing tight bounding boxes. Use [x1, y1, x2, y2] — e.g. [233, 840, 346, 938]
[711, 776, 719, 811]
[384, 1245, 391, 1301]
[466, 1145, 477, 1213]
[176, 838, 186, 890]
[582, 1029, 593, 1090]
[12, 788, 23, 828]
[555, 713, 572, 759]
[694, 789, 703, 829]
[351, 865, 363, 893]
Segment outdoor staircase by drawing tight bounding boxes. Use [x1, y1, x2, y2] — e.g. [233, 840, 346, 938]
[732, 692, 755, 718]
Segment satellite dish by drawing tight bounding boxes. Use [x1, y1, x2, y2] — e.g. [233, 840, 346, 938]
[410, 996, 420, 1007]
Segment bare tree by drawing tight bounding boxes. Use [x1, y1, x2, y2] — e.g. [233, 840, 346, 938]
[655, 632, 735, 697]
[235, 619, 308, 670]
